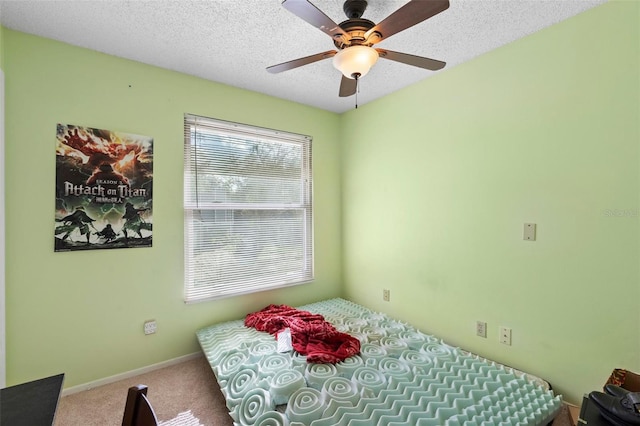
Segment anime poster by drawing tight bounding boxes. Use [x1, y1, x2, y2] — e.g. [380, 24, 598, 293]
[55, 124, 153, 251]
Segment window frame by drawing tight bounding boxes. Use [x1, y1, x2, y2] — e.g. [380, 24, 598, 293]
[183, 114, 314, 303]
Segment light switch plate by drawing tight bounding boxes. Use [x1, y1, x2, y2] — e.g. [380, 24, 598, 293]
[476, 321, 487, 338]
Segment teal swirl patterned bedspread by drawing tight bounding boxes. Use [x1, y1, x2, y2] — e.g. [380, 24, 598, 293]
[196, 298, 562, 425]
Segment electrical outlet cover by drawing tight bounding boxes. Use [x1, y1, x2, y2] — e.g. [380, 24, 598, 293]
[523, 223, 536, 241]
[144, 320, 157, 335]
[499, 326, 512, 345]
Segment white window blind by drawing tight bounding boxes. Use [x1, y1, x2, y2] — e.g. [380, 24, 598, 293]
[183, 114, 313, 303]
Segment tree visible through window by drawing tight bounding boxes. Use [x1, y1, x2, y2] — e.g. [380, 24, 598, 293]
[183, 114, 313, 302]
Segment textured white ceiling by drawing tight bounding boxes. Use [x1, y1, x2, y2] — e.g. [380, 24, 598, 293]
[0, 0, 607, 113]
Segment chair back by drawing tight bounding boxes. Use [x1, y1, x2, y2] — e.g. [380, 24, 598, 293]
[122, 385, 158, 426]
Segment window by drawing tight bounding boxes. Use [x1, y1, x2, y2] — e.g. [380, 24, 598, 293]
[183, 114, 313, 302]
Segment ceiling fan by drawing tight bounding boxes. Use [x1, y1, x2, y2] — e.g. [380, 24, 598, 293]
[267, 0, 450, 98]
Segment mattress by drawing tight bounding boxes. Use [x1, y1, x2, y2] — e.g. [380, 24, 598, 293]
[196, 298, 562, 425]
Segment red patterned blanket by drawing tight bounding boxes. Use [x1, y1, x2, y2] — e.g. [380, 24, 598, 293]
[244, 304, 361, 363]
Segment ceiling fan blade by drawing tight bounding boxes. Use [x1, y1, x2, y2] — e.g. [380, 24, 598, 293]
[339, 75, 357, 97]
[376, 49, 445, 71]
[282, 0, 348, 40]
[366, 0, 449, 42]
[267, 50, 337, 74]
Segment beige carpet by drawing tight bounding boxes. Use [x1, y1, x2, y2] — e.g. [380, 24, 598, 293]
[55, 356, 233, 426]
[55, 355, 575, 425]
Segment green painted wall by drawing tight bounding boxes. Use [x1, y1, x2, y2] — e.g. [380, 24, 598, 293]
[3, 29, 342, 388]
[341, 1, 639, 405]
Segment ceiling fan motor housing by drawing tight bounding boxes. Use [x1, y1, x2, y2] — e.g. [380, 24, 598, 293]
[334, 18, 377, 49]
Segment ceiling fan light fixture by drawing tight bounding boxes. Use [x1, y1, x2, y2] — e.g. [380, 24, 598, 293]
[333, 45, 379, 79]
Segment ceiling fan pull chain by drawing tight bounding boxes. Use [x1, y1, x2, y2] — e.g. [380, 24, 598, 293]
[355, 75, 359, 109]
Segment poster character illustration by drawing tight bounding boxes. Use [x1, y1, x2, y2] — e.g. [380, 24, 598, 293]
[55, 124, 153, 251]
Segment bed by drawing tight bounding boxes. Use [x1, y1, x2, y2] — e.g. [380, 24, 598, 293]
[196, 298, 562, 425]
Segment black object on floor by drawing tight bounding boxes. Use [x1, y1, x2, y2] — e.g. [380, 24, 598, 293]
[580, 394, 615, 425]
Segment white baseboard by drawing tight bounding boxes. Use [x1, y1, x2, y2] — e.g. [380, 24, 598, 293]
[62, 352, 203, 397]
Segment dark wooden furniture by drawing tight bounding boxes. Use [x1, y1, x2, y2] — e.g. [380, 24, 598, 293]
[0, 373, 64, 426]
[122, 385, 158, 426]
